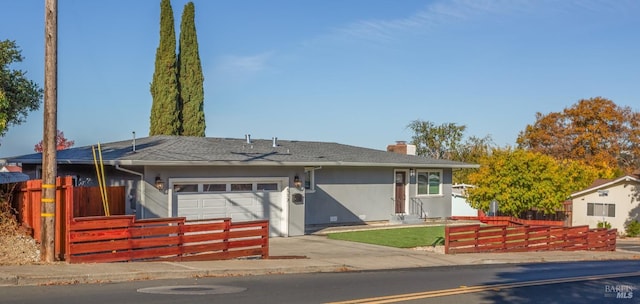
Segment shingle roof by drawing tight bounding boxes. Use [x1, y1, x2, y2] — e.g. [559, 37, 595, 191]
[1, 135, 478, 168]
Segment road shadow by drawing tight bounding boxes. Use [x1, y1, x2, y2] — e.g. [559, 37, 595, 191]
[478, 261, 638, 304]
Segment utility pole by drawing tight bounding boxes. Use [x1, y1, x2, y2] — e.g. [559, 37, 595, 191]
[42, 0, 58, 263]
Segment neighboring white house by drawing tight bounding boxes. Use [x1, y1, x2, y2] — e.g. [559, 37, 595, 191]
[570, 172, 640, 235]
[451, 184, 478, 217]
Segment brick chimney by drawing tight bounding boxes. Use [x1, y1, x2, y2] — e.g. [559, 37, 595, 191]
[387, 141, 416, 155]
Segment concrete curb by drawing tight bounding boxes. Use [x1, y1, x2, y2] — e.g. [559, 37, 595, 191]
[0, 265, 356, 287]
[0, 273, 18, 286]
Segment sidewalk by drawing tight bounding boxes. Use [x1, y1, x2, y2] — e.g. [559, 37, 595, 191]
[1, 234, 638, 287]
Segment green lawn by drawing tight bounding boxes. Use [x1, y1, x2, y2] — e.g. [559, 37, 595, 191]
[326, 226, 445, 248]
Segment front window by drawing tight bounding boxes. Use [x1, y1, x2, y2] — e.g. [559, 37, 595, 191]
[587, 203, 615, 217]
[417, 170, 441, 196]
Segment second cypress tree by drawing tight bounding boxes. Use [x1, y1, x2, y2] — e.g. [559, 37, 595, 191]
[178, 2, 206, 137]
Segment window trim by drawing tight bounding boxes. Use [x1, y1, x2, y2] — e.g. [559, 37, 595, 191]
[586, 202, 616, 217]
[415, 169, 443, 197]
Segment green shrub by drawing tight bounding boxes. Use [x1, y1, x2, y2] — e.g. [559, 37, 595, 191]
[597, 221, 612, 229]
[626, 220, 640, 237]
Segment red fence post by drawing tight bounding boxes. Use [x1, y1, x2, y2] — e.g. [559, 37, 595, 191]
[223, 219, 230, 253]
[262, 221, 269, 259]
[501, 226, 507, 252]
[178, 219, 185, 261]
[474, 225, 480, 252]
[444, 226, 450, 254]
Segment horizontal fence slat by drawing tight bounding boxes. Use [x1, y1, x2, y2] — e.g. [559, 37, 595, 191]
[447, 225, 480, 233]
[228, 238, 267, 249]
[229, 228, 268, 239]
[130, 226, 181, 238]
[69, 228, 130, 242]
[70, 216, 134, 231]
[230, 220, 269, 229]
[182, 242, 228, 255]
[131, 236, 181, 249]
[183, 231, 227, 244]
[69, 239, 131, 254]
[134, 217, 186, 225]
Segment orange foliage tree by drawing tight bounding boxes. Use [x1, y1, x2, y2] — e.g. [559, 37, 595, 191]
[34, 130, 75, 152]
[517, 97, 640, 174]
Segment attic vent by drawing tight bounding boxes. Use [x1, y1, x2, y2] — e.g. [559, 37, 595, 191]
[245, 134, 251, 144]
[272, 137, 278, 147]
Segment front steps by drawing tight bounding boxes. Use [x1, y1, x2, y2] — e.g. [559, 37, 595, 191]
[389, 213, 423, 225]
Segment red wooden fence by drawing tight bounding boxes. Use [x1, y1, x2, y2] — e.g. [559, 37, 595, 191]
[13, 176, 270, 263]
[445, 224, 617, 254]
[14, 176, 126, 259]
[67, 216, 269, 263]
[450, 216, 565, 227]
[14, 177, 74, 258]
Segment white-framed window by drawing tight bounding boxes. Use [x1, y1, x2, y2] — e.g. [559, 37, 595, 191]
[173, 183, 198, 193]
[169, 178, 282, 194]
[416, 170, 442, 196]
[587, 203, 615, 217]
[304, 168, 315, 192]
[203, 183, 226, 192]
[230, 183, 253, 192]
[257, 183, 278, 191]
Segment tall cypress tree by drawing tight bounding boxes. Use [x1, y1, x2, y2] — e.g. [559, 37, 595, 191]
[149, 0, 180, 136]
[178, 2, 206, 136]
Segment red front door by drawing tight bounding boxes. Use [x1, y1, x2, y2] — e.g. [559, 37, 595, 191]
[395, 172, 406, 213]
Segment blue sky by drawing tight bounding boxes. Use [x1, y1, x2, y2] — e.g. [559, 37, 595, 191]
[0, 0, 639, 157]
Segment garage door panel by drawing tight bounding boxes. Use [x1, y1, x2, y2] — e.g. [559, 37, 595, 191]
[202, 198, 227, 208]
[176, 181, 285, 237]
[226, 197, 257, 207]
[179, 198, 200, 209]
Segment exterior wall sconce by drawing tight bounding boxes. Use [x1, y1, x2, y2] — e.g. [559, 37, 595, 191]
[410, 169, 415, 177]
[293, 175, 303, 189]
[155, 176, 165, 191]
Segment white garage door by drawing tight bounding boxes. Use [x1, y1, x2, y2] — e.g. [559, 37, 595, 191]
[173, 179, 286, 237]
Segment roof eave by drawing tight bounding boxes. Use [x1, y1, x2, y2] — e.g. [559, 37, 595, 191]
[570, 175, 640, 198]
[13, 159, 479, 169]
[118, 160, 480, 168]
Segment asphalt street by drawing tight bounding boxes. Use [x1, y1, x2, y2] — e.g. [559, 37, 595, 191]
[1, 261, 638, 304]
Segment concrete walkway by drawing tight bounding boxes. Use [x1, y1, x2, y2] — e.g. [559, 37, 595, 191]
[1, 234, 638, 287]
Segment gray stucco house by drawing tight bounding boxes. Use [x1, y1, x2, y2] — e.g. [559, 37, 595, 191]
[2, 135, 478, 237]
